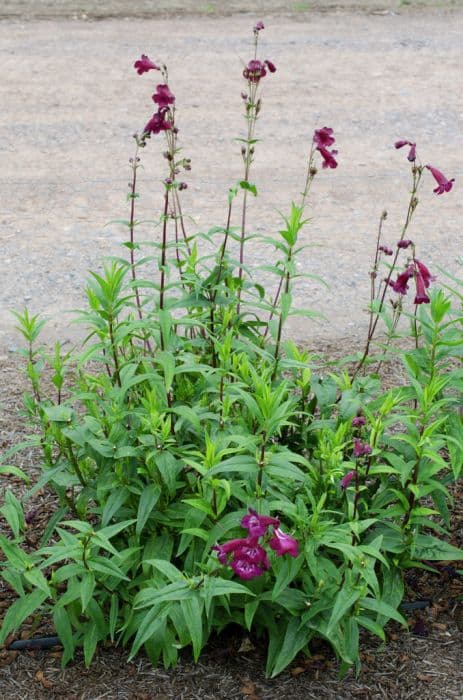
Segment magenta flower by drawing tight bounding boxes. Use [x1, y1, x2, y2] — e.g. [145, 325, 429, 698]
[341, 470, 356, 490]
[134, 54, 159, 75]
[268, 528, 299, 558]
[254, 20, 265, 31]
[397, 239, 413, 249]
[143, 108, 171, 135]
[264, 59, 277, 73]
[414, 271, 430, 305]
[391, 266, 414, 295]
[379, 245, 393, 256]
[415, 259, 434, 288]
[313, 127, 336, 149]
[152, 84, 175, 109]
[352, 415, 366, 428]
[243, 59, 267, 83]
[212, 537, 256, 565]
[425, 164, 454, 195]
[395, 139, 416, 162]
[318, 145, 338, 169]
[353, 438, 372, 458]
[235, 542, 270, 569]
[241, 508, 280, 537]
[231, 558, 265, 580]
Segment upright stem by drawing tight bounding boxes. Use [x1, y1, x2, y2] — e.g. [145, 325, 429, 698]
[351, 167, 423, 380]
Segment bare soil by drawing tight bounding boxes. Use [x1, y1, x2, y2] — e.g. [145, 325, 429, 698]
[1, 3, 463, 699]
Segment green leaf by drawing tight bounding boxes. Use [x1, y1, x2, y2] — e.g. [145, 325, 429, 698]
[356, 615, 385, 641]
[53, 606, 75, 664]
[0, 589, 48, 644]
[0, 465, 30, 483]
[359, 597, 406, 626]
[327, 587, 362, 636]
[412, 534, 463, 561]
[0, 490, 25, 539]
[239, 180, 258, 196]
[83, 622, 99, 667]
[136, 485, 161, 536]
[23, 568, 51, 596]
[272, 555, 303, 602]
[80, 571, 96, 613]
[101, 488, 130, 527]
[144, 559, 183, 582]
[269, 617, 312, 678]
[109, 594, 119, 642]
[44, 405, 74, 423]
[180, 596, 203, 661]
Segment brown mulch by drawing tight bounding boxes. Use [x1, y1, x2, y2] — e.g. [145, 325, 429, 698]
[1, 352, 463, 700]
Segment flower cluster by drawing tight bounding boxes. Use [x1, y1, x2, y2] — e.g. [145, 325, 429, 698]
[243, 58, 276, 83]
[213, 509, 299, 580]
[390, 258, 434, 305]
[133, 55, 175, 137]
[313, 127, 338, 169]
[394, 139, 416, 162]
[395, 138, 454, 195]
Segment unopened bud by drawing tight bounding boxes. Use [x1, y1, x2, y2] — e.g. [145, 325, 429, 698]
[411, 196, 419, 210]
[382, 210, 388, 220]
[179, 182, 188, 191]
[309, 166, 317, 177]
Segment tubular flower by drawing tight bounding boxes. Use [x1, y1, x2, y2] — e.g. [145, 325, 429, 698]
[379, 245, 393, 256]
[318, 145, 338, 169]
[134, 54, 159, 75]
[352, 415, 366, 428]
[152, 84, 175, 109]
[265, 59, 277, 73]
[391, 266, 414, 295]
[313, 127, 336, 149]
[414, 270, 430, 305]
[212, 537, 257, 565]
[241, 508, 280, 537]
[231, 558, 265, 580]
[341, 470, 356, 490]
[394, 139, 417, 162]
[143, 107, 171, 135]
[353, 438, 372, 458]
[268, 528, 299, 557]
[243, 59, 267, 83]
[425, 164, 455, 195]
[254, 20, 265, 31]
[415, 259, 434, 288]
[397, 239, 413, 249]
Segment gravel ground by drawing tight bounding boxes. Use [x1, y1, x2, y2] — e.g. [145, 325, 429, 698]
[0, 4, 462, 355]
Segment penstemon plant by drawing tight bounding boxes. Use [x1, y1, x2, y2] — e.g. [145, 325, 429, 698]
[1, 22, 462, 679]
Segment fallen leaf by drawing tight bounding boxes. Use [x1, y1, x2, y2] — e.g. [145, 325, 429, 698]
[240, 679, 261, 699]
[291, 666, 306, 676]
[416, 673, 434, 682]
[238, 637, 255, 653]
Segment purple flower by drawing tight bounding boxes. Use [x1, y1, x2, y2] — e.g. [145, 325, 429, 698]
[212, 537, 257, 565]
[415, 259, 434, 288]
[254, 20, 265, 31]
[264, 59, 277, 73]
[143, 108, 171, 135]
[414, 271, 430, 305]
[152, 84, 175, 109]
[394, 139, 417, 162]
[134, 54, 159, 75]
[353, 438, 372, 458]
[268, 527, 299, 557]
[231, 558, 265, 580]
[234, 542, 270, 569]
[379, 245, 393, 256]
[317, 145, 338, 169]
[352, 415, 366, 428]
[313, 127, 336, 149]
[243, 59, 267, 83]
[425, 164, 455, 195]
[391, 266, 414, 295]
[241, 508, 280, 537]
[341, 470, 356, 489]
[397, 239, 413, 249]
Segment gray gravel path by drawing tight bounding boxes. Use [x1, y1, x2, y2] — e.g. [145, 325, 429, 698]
[1, 7, 462, 353]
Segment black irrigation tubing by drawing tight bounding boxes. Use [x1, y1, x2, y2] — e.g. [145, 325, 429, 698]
[7, 635, 61, 651]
